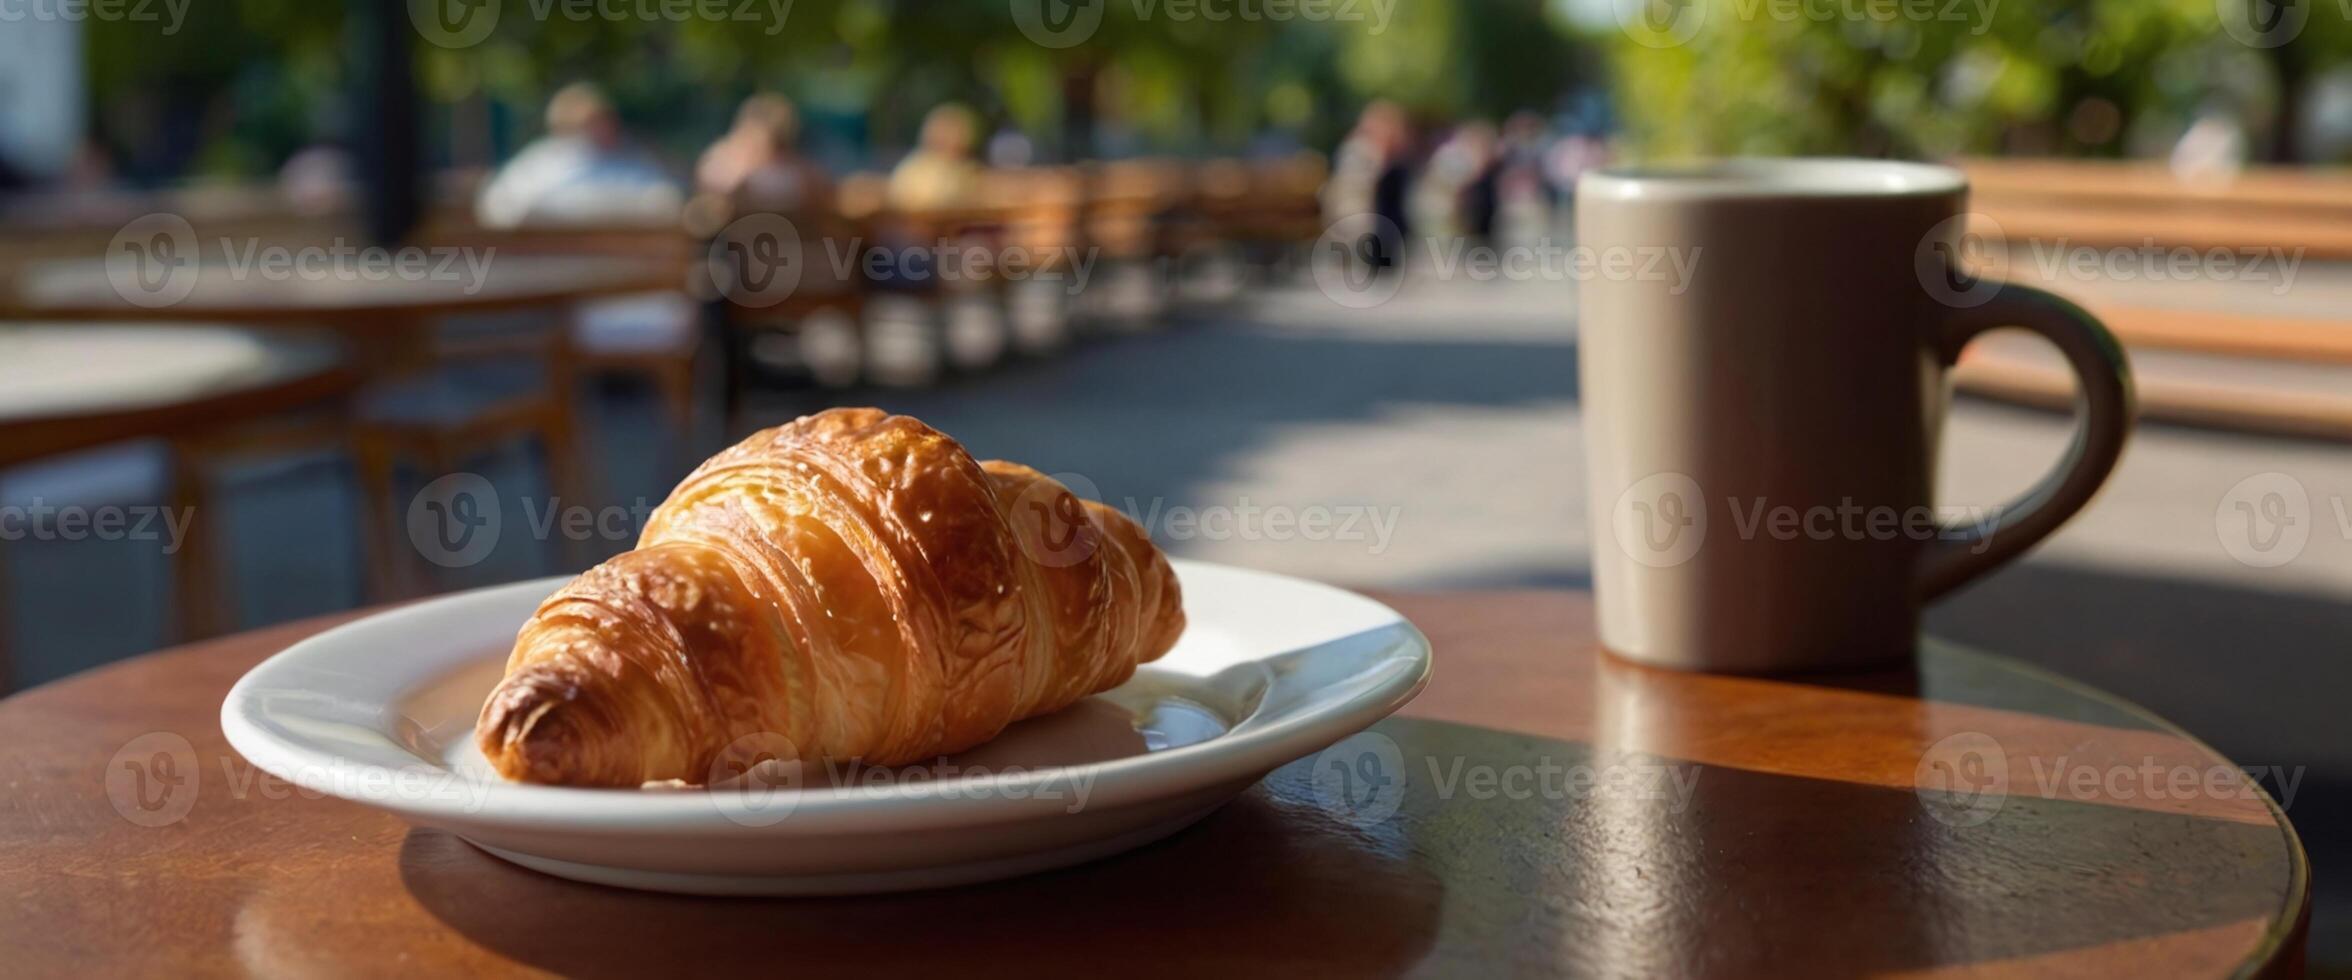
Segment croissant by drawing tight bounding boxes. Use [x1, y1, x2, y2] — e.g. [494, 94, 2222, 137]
[476, 408, 1185, 787]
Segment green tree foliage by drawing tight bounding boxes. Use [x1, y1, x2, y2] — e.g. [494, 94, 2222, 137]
[1593, 0, 2352, 162]
[85, 0, 1602, 179]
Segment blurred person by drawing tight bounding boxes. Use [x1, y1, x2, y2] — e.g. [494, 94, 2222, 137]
[1499, 112, 1555, 205]
[1432, 121, 1501, 242]
[2171, 110, 2250, 184]
[986, 127, 1034, 170]
[1495, 111, 1558, 241]
[888, 104, 984, 211]
[476, 82, 682, 228]
[1322, 100, 1414, 272]
[697, 92, 831, 215]
[1544, 127, 1611, 200]
[278, 143, 353, 216]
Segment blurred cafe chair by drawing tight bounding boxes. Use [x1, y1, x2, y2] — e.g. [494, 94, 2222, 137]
[1172, 160, 1257, 307]
[421, 220, 704, 452]
[707, 193, 869, 402]
[347, 305, 590, 600]
[460, 82, 704, 457]
[1083, 158, 1193, 328]
[695, 94, 867, 405]
[1238, 152, 1330, 271]
[876, 105, 1013, 378]
[992, 166, 1087, 354]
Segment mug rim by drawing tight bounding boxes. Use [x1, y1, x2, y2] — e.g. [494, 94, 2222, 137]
[1580, 157, 1966, 201]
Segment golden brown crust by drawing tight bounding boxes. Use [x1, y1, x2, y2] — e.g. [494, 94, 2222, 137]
[476, 408, 1185, 786]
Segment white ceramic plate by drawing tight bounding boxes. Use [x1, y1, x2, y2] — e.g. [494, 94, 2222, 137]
[221, 560, 1431, 895]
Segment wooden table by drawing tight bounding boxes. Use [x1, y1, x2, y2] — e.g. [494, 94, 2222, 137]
[8, 253, 683, 322]
[0, 323, 357, 672]
[0, 591, 2307, 977]
[0, 323, 352, 468]
[7, 253, 694, 603]
[5, 254, 684, 369]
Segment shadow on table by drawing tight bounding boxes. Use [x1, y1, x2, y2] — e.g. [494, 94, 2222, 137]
[402, 712, 2293, 976]
[1927, 559, 2352, 968]
[397, 775, 1449, 978]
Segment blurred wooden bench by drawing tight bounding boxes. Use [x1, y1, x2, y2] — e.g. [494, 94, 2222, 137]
[1956, 158, 2352, 440]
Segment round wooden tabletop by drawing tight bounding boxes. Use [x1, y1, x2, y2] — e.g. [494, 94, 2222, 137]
[0, 322, 354, 468]
[0, 590, 2307, 977]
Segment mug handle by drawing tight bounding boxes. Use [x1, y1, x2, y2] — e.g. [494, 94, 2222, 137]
[1916, 284, 2134, 601]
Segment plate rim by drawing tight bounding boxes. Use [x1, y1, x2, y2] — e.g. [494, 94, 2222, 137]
[219, 559, 1432, 835]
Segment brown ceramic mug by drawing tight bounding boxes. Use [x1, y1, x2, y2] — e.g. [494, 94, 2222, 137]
[1576, 158, 2133, 673]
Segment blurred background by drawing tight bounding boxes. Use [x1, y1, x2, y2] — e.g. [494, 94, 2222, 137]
[3, 0, 2350, 968]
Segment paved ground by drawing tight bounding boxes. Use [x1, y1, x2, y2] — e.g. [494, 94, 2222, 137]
[6, 268, 2347, 964]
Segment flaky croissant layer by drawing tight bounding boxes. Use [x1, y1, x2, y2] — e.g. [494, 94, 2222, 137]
[477, 408, 1185, 787]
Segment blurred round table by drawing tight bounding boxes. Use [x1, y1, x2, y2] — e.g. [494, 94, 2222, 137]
[0, 590, 2307, 977]
[7, 253, 683, 324]
[0, 322, 351, 468]
[5, 253, 686, 376]
[5, 250, 696, 602]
